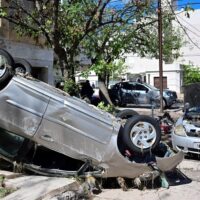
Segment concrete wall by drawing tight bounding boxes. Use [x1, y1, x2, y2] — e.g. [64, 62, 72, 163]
[0, 37, 54, 84]
[0, 0, 54, 84]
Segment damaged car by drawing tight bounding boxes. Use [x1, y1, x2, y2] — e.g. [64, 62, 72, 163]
[109, 81, 177, 108]
[172, 83, 200, 155]
[172, 106, 200, 155]
[0, 49, 183, 182]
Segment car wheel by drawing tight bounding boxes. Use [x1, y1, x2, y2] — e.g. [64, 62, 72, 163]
[116, 109, 138, 119]
[14, 58, 32, 74]
[122, 115, 161, 154]
[0, 49, 15, 88]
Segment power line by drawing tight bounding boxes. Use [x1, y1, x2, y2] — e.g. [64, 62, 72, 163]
[179, 22, 200, 38]
[166, 0, 200, 51]
[177, 14, 200, 35]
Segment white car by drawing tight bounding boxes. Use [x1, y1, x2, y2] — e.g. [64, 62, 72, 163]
[172, 107, 200, 155]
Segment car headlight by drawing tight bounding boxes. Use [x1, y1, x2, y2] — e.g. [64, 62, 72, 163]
[174, 125, 186, 137]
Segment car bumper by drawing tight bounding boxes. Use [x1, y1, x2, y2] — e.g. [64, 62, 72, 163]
[172, 133, 200, 154]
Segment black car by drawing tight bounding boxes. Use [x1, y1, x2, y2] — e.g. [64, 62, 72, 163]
[109, 81, 177, 108]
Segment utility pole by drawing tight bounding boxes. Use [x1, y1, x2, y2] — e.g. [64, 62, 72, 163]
[158, 0, 163, 112]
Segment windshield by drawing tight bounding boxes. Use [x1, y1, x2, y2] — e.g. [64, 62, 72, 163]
[143, 83, 159, 90]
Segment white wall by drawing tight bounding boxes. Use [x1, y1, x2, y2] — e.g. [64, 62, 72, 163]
[176, 9, 200, 66]
[123, 9, 200, 95]
[75, 71, 98, 87]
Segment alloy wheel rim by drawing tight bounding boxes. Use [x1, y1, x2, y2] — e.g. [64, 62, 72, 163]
[130, 121, 156, 149]
[0, 55, 8, 78]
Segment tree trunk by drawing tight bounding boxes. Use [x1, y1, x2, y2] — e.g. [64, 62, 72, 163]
[98, 74, 113, 105]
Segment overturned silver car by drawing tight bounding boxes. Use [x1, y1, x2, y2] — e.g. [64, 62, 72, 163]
[0, 49, 183, 180]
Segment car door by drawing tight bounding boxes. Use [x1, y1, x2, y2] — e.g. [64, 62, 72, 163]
[34, 96, 116, 162]
[135, 83, 150, 105]
[121, 82, 136, 104]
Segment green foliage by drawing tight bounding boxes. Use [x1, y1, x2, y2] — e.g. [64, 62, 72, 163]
[63, 79, 79, 96]
[0, 187, 15, 198]
[132, 10, 184, 63]
[183, 65, 200, 85]
[91, 60, 125, 77]
[0, 8, 7, 17]
[184, 5, 194, 18]
[81, 59, 125, 87]
[97, 102, 116, 114]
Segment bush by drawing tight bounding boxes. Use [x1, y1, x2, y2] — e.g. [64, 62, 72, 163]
[183, 65, 200, 85]
[63, 79, 80, 96]
[97, 102, 116, 114]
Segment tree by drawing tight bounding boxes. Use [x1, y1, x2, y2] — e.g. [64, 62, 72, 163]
[132, 9, 184, 63]
[183, 64, 200, 85]
[0, 0, 184, 105]
[82, 59, 126, 105]
[80, 3, 183, 104]
[0, 0, 151, 79]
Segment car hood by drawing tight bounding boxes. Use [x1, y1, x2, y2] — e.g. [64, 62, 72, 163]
[176, 107, 200, 137]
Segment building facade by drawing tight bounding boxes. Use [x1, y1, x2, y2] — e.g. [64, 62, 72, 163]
[123, 55, 183, 94]
[0, 0, 54, 84]
[122, 9, 200, 96]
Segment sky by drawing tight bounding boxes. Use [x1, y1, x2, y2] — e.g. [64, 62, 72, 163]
[111, 0, 200, 10]
[177, 0, 200, 9]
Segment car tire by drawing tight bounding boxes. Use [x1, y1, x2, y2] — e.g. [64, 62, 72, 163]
[14, 58, 32, 74]
[121, 115, 161, 154]
[0, 49, 15, 88]
[116, 109, 139, 119]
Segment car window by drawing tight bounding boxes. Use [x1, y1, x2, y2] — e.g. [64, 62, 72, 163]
[113, 84, 120, 90]
[143, 83, 158, 90]
[0, 128, 25, 158]
[122, 83, 135, 90]
[135, 84, 149, 92]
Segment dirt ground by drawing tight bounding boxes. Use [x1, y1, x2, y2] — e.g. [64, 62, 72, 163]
[93, 181, 200, 200]
[93, 153, 200, 200]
